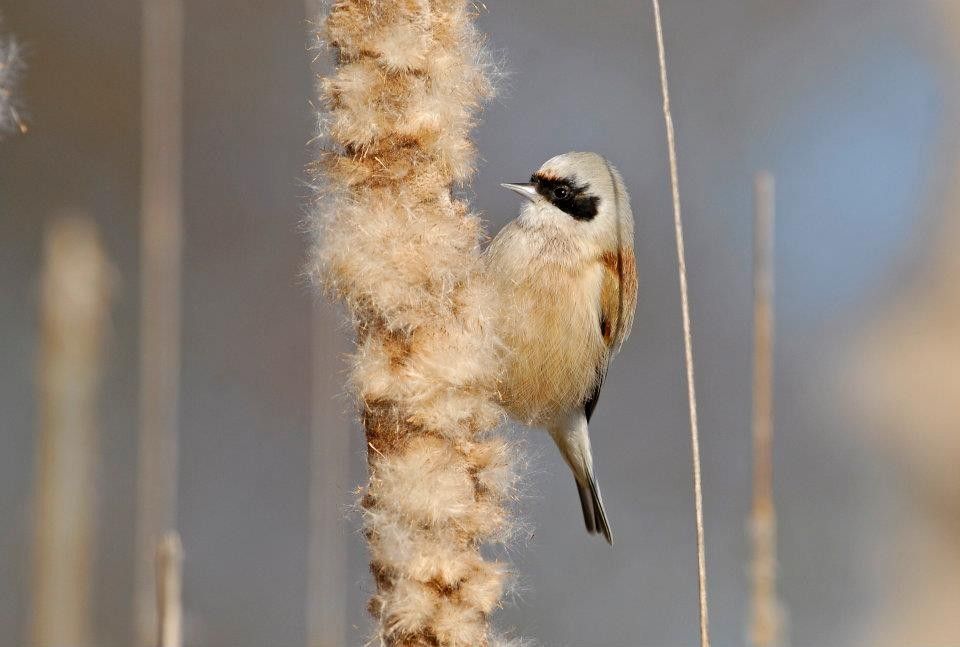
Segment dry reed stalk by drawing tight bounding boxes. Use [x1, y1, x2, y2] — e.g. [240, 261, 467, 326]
[31, 216, 114, 647]
[310, 1, 516, 645]
[748, 172, 783, 647]
[650, 2, 711, 646]
[156, 532, 184, 647]
[134, 0, 184, 645]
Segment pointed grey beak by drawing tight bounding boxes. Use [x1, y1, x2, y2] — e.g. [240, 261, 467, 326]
[500, 182, 539, 202]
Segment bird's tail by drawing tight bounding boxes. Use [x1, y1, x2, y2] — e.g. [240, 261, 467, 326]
[550, 412, 614, 545]
[576, 471, 613, 544]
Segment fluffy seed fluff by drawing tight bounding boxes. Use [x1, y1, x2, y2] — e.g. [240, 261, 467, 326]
[0, 24, 23, 136]
[310, 2, 517, 645]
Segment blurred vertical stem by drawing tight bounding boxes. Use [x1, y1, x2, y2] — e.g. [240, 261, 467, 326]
[31, 216, 114, 647]
[134, 0, 184, 645]
[156, 532, 184, 647]
[748, 172, 783, 647]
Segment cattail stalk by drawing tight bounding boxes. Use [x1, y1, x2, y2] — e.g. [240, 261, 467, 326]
[311, 1, 514, 645]
[650, 2, 712, 645]
[134, 0, 184, 644]
[748, 172, 783, 647]
[30, 217, 113, 647]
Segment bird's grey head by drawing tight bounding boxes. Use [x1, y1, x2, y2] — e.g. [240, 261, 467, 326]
[502, 152, 634, 250]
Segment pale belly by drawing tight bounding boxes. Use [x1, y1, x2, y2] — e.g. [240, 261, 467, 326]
[498, 264, 607, 426]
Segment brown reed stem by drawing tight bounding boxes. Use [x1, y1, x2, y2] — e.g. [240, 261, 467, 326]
[650, 2, 711, 645]
[30, 216, 113, 647]
[134, 0, 184, 644]
[748, 171, 783, 647]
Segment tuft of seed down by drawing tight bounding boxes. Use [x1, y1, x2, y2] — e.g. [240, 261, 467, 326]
[309, 2, 517, 645]
[0, 24, 24, 136]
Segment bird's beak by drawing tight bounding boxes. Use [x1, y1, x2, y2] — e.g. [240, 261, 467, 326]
[500, 182, 538, 202]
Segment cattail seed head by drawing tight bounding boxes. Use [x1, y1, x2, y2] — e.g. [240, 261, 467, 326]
[310, 1, 516, 644]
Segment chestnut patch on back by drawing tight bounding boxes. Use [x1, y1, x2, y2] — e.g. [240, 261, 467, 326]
[532, 172, 599, 221]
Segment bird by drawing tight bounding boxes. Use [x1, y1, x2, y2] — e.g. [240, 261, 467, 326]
[486, 151, 637, 544]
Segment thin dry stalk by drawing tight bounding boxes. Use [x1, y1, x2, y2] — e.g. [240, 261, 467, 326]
[650, 2, 711, 646]
[134, 0, 184, 644]
[311, 1, 515, 645]
[156, 532, 184, 647]
[30, 216, 114, 647]
[748, 172, 783, 647]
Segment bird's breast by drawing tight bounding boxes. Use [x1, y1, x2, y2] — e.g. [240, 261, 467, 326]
[495, 256, 607, 427]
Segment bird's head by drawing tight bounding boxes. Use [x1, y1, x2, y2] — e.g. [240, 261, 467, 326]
[502, 151, 634, 252]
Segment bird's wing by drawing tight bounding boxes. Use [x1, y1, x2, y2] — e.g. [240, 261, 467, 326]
[584, 367, 605, 423]
[599, 246, 638, 353]
[585, 246, 638, 422]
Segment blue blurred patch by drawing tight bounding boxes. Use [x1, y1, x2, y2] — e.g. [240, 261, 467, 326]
[763, 46, 941, 321]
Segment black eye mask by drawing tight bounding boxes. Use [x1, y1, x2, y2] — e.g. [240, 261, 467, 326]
[532, 173, 600, 221]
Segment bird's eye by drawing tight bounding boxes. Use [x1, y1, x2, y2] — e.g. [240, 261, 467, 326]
[552, 186, 570, 200]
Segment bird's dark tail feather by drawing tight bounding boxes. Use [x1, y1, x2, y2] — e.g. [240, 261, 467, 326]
[577, 475, 613, 545]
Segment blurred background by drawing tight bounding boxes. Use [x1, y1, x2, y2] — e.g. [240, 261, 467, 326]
[1, 1, 958, 646]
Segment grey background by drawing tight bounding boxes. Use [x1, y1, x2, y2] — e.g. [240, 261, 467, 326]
[0, 1, 954, 646]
